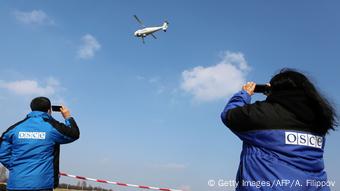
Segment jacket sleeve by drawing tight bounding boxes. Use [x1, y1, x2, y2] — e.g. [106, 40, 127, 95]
[0, 132, 12, 169]
[45, 117, 80, 144]
[221, 90, 251, 128]
[221, 90, 273, 134]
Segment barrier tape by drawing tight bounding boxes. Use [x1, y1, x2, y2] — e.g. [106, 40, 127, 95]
[60, 172, 183, 191]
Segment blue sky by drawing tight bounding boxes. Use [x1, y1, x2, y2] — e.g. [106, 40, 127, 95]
[0, 1, 340, 190]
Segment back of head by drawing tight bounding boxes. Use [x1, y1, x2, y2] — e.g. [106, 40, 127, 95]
[270, 69, 309, 92]
[269, 68, 338, 135]
[30, 97, 51, 113]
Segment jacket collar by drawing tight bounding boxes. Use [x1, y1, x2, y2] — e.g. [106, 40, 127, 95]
[27, 111, 51, 119]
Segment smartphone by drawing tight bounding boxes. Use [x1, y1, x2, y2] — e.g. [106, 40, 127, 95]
[254, 84, 271, 94]
[52, 105, 62, 112]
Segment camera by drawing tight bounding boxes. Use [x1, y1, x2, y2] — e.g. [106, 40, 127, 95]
[51, 105, 62, 112]
[254, 84, 271, 94]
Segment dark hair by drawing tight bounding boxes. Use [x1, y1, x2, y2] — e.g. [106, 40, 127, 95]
[270, 68, 338, 134]
[30, 97, 51, 112]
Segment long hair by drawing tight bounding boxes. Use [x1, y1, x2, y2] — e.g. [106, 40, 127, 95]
[269, 68, 338, 135]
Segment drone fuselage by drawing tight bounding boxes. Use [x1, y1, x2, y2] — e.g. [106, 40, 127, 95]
[134, 26, 163, 37]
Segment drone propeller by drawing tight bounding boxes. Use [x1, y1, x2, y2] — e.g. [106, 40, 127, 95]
[133, 15, 145, 27]
[150, 33, 157, 39]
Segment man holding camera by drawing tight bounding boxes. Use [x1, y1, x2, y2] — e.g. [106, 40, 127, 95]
[0, 97, 80, 191]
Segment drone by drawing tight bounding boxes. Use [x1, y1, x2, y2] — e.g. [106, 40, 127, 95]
[133, 15, 168, 44]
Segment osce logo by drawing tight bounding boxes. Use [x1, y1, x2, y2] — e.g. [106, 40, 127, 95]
[18, 132, 46, 140]
[285, 132, 323, 148]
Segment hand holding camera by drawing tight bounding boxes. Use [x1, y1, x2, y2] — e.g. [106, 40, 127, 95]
[52, 105, 71, 119]
[243, 82, 256, 95]
[243, 82, 271, 95]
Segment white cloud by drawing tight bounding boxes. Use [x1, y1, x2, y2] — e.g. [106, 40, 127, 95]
[77, 34, 101, 59]
[180, 51, 250, 102]
[13, 10, 54, 25]
[0, 77, 61, 96]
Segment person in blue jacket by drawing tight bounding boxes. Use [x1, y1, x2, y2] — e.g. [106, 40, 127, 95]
[0, 97, 80, 191]
[221, 69, 337, 191]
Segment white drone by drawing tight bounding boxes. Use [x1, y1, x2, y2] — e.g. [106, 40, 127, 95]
[133, 15, 168, 44]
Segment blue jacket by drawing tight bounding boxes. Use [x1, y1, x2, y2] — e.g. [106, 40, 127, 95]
[0, 111, 80, 190]
[221, 90, 330, 191]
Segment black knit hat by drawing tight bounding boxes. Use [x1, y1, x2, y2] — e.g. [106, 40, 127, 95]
[30, 97, 51, 112]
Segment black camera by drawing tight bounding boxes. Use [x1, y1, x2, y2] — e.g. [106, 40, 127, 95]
[51, 105, 62, 112]
[254, 84, 271, 94]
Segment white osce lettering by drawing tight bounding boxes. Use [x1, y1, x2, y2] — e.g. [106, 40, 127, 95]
[18, 132, 46, 140]
[285, 132, 323, 148]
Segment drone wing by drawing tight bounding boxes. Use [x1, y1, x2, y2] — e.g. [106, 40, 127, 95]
[150, 33, 157, 39]
[134, 15, 146, 27]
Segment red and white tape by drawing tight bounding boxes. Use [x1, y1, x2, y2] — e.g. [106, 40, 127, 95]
[59, 172, 183, 191]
